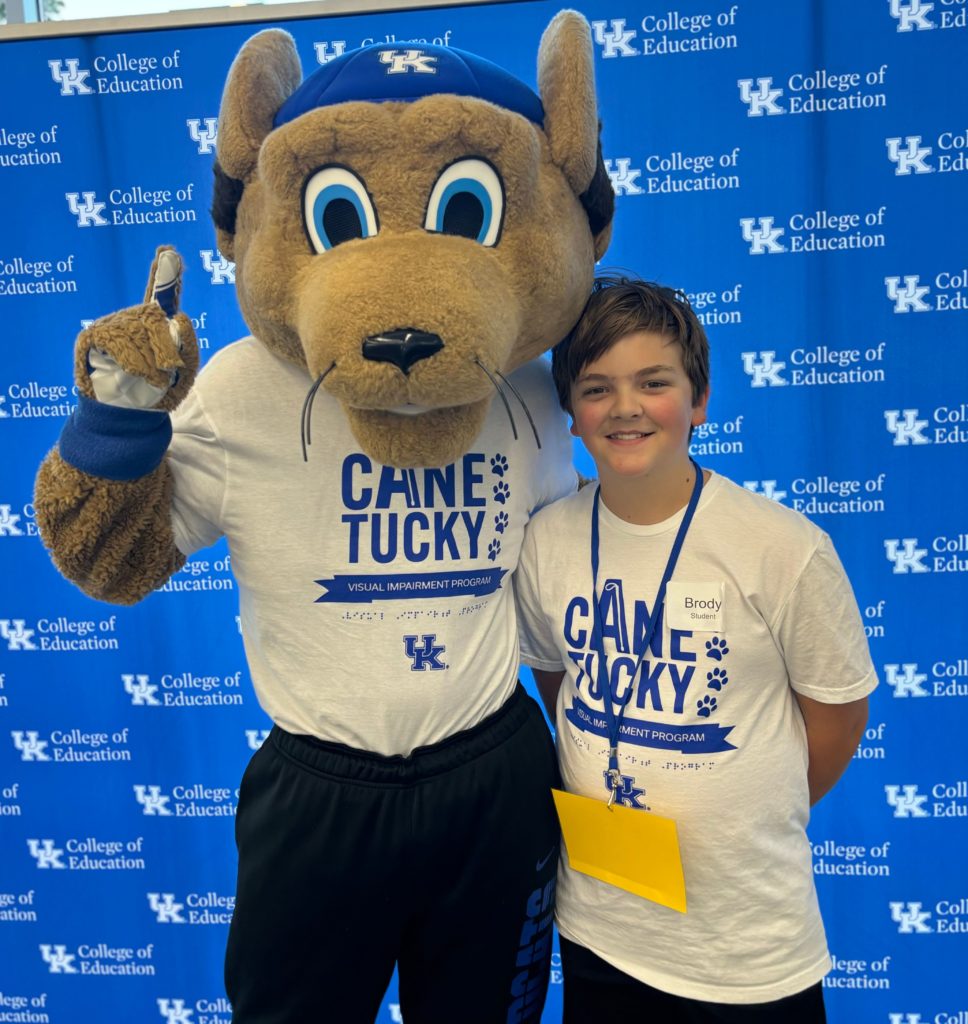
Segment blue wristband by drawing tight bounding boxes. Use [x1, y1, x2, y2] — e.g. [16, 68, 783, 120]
[58, 394, 173, 481]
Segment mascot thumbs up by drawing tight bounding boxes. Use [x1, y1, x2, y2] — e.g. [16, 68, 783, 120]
[35, 11, 613, 1023]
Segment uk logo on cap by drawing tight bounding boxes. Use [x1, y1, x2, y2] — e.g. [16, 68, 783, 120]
[273, 41, 544, 128]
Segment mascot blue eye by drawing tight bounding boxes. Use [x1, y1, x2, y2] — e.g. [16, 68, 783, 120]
[303, 166, 378, 252]
[424, 158, 504, 247]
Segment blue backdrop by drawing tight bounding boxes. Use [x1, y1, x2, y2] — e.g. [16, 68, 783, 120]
[1, 1, 966, 1021]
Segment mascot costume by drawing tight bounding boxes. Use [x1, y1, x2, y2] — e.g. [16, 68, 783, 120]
[34, 11, 613, 1023]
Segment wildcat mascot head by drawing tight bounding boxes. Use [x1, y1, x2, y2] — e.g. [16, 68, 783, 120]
[211, 11, 614, 468]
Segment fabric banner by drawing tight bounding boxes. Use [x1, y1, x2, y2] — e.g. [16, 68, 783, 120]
[0, 1, 965, 1020]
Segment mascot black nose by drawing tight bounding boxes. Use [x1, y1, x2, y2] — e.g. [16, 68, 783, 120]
[362, 329, 444, 375]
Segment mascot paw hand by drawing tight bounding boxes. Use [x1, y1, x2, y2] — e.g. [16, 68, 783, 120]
[75, 246, 200, 413]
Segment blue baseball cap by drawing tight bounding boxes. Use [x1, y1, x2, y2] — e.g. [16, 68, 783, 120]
[273, 41, 544, 129]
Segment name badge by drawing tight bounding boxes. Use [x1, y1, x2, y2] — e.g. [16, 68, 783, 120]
[553, 789, 687, 913]
[665, 582, 725, 633]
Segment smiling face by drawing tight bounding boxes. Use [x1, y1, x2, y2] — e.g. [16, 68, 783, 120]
[569, 330, 709, 514]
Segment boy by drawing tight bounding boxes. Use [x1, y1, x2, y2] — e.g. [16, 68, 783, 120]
[514, 278, 876, 1023]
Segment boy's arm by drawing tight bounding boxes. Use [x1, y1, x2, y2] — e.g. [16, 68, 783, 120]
[532, 669, 565, 721]
[794, 693, 869, 806]
[774, 532, 878, 805]
[515, 508, 568, 722]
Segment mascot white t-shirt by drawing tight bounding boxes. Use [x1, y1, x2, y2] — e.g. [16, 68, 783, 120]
[166, 338, 574, 756]
[515, 473, 878, 1003]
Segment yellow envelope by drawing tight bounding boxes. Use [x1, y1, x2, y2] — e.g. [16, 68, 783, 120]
[552, 788, 687, 914]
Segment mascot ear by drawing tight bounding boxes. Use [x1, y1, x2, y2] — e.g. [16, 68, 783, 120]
[537, 11, 614, 261]
[211, 29, 302, 260]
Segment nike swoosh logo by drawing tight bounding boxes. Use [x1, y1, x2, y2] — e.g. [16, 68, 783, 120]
[535, 845, 557, 872]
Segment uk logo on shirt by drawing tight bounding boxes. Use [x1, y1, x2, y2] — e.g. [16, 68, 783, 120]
[403, 634, 447, 670]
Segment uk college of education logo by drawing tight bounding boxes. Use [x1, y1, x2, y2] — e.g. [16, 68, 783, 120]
[147, 893, 186, 924]
[740, 217, 786, 254]
[886, 660, 968, 699]
[48, 59, 93, 96]
[48, 49, 184, 97]
[134, 785, 173, 816]
[66, 185, 196, 229]
[884, 663, 929, 697]
[885, 784, 930, 818]
[885, 410, 930, 445]
[149, 891, 234, 926]
[0, 620, 36, 651]
[123, 669, 244, 708]
[742, 207, 886, 255]
[0, 505, 25, 536]
[123, 673, 160, 705]
[887, 128, 968, 174]
[604, 148, 741, 200]
[885, 405, 968, 446]
[884, 539, 929, 573]
[591, 18, 639, 57]
[186, 118, 218, 155]
[885, 276, 932, 312]
[200, 249, 235, 285]
[158, 999, 194, 1024]
[134, 782, 237, 817]
[890, 901, 933, 933]
[886, 136, 933, 175]
[590, 12, 738, 59]
[738, 66, 887, 117]
[314, 41, 347, 64]
[158, 996, 231, 1022]
[65, 192, 108, 227]
[741, 216, 786, 253]
[889, 0, 936, 30]
[741, 351, 787, 387]
[889, 0, 966, 29]
[886, 269, 966, 313]
[27, 838, 66, 868]
[604, 158, 643, 196]
[886, 533, 968, 574]
[39, 944, 78, 973]
[11, 731, 50, 761]
[737, 77, 784, 116]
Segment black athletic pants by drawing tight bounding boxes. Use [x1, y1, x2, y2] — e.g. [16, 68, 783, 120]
[225, 685, 561, 1024]
[560, 937, 827, 1023]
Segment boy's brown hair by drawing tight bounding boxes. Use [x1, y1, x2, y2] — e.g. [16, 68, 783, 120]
[552, 276, 710, 413]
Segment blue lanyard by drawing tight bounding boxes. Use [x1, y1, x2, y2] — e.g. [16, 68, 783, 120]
[589, 462, 703, 805]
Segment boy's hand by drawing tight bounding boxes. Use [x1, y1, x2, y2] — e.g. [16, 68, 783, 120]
[74, 246, 199, 413]
[794, 693, 868, 806]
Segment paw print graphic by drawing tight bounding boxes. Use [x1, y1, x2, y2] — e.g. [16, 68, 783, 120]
[488, 539, 502, 562]
[705, 636, 729, 662]
[696, 695, 718, 718]
[494, 511, 509, 534]
[490, 454, 509, 478]
[706, 668, 729, 692]
[493, 480, 510, 504]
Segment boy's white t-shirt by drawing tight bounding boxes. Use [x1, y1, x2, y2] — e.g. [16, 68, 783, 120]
[514, 473, 878, 1004]
[165, 338, 575, 756]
